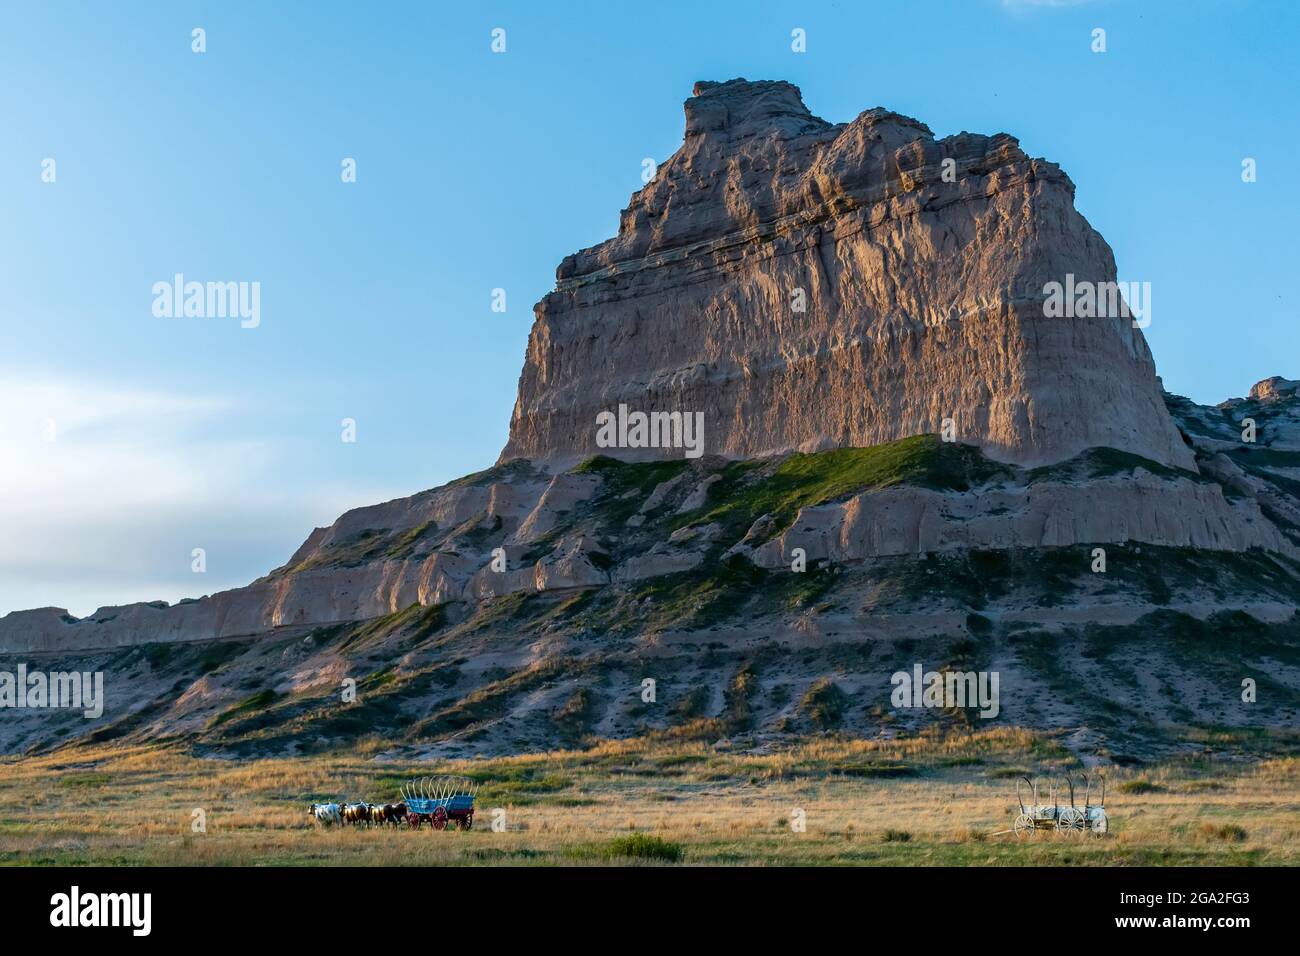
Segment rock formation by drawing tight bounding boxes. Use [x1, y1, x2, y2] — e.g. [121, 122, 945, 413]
[501, 78, 1193, 471]
[3, 378, 1297, 656]
[2, 82, 1298, 760]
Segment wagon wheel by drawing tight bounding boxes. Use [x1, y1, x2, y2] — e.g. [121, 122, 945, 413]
[1013, 813, 1036, 837]
[407, 813, 421, 829]
[458, 813, 473, 831]
[1056, 808, 1085, 834]
[432, 807, 448, 831]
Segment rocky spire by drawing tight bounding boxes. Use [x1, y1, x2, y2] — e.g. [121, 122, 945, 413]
[684, 78, 827, 138]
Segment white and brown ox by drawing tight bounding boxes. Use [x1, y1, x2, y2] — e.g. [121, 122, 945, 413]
[309, 803, 342, 826]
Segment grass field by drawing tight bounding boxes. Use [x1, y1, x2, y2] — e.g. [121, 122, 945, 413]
[2, 728, 1297, 866]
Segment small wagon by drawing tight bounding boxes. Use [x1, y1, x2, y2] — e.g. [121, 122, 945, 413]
[1014, 774, 1107, 837]
[400, 776, 479, 831]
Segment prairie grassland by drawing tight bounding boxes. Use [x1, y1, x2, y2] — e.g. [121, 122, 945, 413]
[1, 728, 1297, 866]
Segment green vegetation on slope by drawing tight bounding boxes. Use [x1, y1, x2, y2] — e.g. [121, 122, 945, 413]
[574, 456, 692, 524]
[209, 689, 281, 729]
[677, 435, 1008, 542]
[1028, 446, 1204, 484]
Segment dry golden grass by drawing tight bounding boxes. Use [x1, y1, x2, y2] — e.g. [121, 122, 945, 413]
[1, 729, 1297, 866]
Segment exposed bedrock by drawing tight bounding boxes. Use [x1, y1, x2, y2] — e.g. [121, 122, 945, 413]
[500, 78, 1192, 471]
[745, 475, 1293, 568]
[5, 423, 1296, 655]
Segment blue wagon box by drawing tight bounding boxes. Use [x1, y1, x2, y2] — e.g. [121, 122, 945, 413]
[401, 776, 479, 831]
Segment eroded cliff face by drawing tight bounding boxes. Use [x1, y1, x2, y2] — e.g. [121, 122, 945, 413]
[4, 390, 1298, 655]
[3, 388, 1299, 754]
[500, 78, 1193, 471]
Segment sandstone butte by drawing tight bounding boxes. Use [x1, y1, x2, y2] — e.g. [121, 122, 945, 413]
[500, 78, 1195, 472]
[2, 79, 1296, 658]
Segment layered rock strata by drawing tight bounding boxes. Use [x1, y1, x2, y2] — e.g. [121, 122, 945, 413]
[501, 78, 1193, 471]
[4, 378, 1297, 655]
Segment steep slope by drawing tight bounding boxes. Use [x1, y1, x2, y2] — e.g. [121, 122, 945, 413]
[3, 388, 1300, 758]
[501, 79, 1192, 471]
[3, 384, 1297, 659]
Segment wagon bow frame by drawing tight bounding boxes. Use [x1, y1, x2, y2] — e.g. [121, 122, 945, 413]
[399, 775, 480, 832]
[1013, 772, 1107, 838]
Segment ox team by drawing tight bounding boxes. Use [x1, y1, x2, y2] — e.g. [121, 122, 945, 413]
[310, 802, 407, 826]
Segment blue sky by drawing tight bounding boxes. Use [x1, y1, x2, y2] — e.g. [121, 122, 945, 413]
[1, 0, 1296, 616]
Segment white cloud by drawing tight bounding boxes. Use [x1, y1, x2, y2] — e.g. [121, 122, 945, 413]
[0, 374, 403, 617]
[0, 377, 242, 521]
